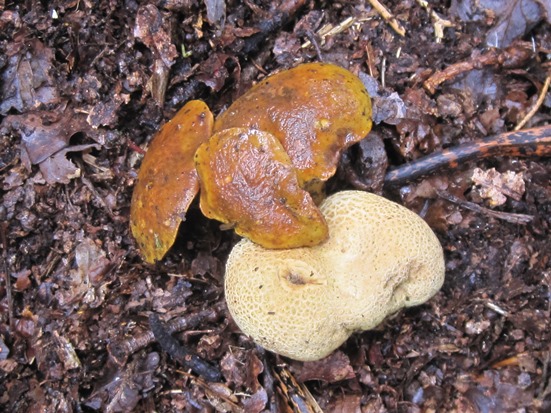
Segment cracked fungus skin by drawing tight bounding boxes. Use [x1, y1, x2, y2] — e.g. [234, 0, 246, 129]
[224, 190, 445, 361]
[214, 62, 372, 187]
[195, 127, 328, 249]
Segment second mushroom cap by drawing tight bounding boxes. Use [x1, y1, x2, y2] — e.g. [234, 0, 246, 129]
[215, 62, 373, 187]
[194, 127, 328, 249]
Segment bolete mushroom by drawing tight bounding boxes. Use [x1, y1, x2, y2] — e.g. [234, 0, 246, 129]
[214, 62, 372, 190]
[130, 63, 373, 260]
[224, 190, 445, 361]
[130, 100, 213, 263]
[194, 127, 328, 249]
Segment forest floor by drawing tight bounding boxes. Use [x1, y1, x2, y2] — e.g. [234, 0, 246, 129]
[1, 0, 550, 412]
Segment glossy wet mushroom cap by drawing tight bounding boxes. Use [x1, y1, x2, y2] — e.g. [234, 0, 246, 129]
[215, 62, 373, 188]
[130, 100, 213, 263]
[194, 127, 328, 249]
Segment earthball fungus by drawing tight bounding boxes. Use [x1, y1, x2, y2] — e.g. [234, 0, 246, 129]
[225, 190, 445, 361]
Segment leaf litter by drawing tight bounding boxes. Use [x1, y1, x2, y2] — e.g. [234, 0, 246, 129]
[0, 0, 550, 411]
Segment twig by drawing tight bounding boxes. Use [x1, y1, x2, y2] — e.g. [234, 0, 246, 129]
[174, 370, 244, 412]
[423, 42, 534, 94]
[271, 362, 325, 413]
[514, 75, 551, 131]
[107, 308, 219, 365]
[0, 222, 13, 332]
[237, 0, 307, 55]
[365, 43, 376, 77]
[304, 30, 324, 61]
[149, 314, 221, 382]
[436, 190, 534, 225]
[256, 346, 277, 410]
[384, 124, 551, 185]
[367, 0, 406, 36]
[301, 16, 356, 49]
[537, 351, 551, 401]
[484, 301, 510, 317]
[80, 175, 116, 220]
[415, 0, 455, 43]
[127, 139, 147, 155]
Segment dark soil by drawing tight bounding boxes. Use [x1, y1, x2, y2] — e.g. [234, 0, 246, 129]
[1, 0, 550, 412]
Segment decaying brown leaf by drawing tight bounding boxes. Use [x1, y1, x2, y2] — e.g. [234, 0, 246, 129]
[2, 110, 90, 166]
[133, 4, 178, 68]
[0, 38, 59, 115]
[130, 100, 214, 263]
[195, 127, 328, 249]
[450, 0, 547, 47]
[39, 143, 100, 185]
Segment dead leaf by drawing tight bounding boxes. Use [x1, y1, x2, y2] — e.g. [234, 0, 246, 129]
[451, 0, 546, 48]
[87, 94, 126, 129]
[1, 109, 90, 166]
[0, 37, 59, 114]
[85, 352, 159, 412]
[196, 53, 237, 92]
[204, 0, 226, 27]
[146, 59, 170, 107]
[325, 394, 362, 413]
[471, 167, 525, 207]
[486, 0, 545, 47]
[0, 336, 10, 360]
[133, 4, 178, 67]
[293, 351, 355, 383]
[54, 237, 111, 309]
[537, 0, 551, 22]
[39, 143, 100, 185]
[241, 388, 268, 413]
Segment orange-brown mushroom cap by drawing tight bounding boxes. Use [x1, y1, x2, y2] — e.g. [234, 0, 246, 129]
[194, 127, 328, 249]
[130, 100, 214, 263]
[214, 62, 372, 187]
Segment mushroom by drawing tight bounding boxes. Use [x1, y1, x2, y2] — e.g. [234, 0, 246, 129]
[224, 190, 445, 361]
[130, 100, 213, 263]
[215, 62, 372, 190]
[130, 63, 373, 260]
[194, 127, 328, 249]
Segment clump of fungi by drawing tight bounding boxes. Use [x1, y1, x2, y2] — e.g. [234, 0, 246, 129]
[130, 62, 445, 361]
[131, 62, 372, 262]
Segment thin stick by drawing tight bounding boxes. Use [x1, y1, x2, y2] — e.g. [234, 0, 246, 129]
[415, 0, 455, 43]
[107, 308, 219, 365]
[301, 16, 356, 49]
[149, 314, 221, 382]
[0, 222, 13, 331]
[174, 370, 244, 412]
[423, 43, 533, 94]
[384, 124, 551, 185]
[367, 0, 406, 36]
[436, 190, 533, 225]
[514, 75, 551, 131]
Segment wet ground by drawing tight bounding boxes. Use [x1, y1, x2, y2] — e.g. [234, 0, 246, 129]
[1, 0, 550, 411]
